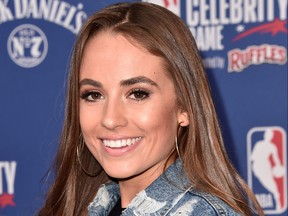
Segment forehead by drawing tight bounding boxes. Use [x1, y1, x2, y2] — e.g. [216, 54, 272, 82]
[80, 31, 171, 83]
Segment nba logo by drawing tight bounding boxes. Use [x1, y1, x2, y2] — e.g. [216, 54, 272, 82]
[247, 126, 287, 214]
[142, 0, 181, 16]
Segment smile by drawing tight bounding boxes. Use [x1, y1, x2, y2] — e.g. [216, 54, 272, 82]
[102, 137, 142, 148]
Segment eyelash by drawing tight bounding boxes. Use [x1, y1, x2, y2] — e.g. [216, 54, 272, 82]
[128, 89, 150, 101]
[80, 91, 103, 102]
[80, 89, 150, 102]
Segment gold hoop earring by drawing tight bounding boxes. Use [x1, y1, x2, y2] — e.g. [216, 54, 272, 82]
[175, 123, 183, 160]
[77, 134, 100, 177]
[175, 136, 181, 159]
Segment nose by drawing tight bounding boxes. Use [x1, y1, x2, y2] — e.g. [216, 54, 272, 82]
[101, 97, 128, 130]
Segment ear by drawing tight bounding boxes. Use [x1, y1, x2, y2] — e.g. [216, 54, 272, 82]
[178, 111, 189, 127]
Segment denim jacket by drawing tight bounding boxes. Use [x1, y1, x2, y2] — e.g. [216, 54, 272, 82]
[88, 159, 241, 215]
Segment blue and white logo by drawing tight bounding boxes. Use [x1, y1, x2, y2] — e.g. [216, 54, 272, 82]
[247, 126, 287, 214]
[7, 24, 48, 68]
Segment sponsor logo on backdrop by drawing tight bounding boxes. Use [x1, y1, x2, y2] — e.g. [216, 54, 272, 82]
[228, 44, 287, 72]
[0, 0, 87, 34]
[0, 161, 17, 209]
[7, 24, 48, 68]
[247, 127, 287, 214]
[228, 18, 288, 72]
[143, 0, 287, 72]
[1, 0, 88, 68]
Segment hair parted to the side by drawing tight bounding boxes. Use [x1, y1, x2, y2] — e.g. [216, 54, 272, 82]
[38, 2, 263, 215]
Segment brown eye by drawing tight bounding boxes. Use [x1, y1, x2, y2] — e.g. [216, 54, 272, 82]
[80, 91, 103, 102]
[129, 89, 150, 101]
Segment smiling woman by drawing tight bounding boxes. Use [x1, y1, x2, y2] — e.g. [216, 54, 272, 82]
[79, 32, 184, 195]
[38, 2, 264, 216]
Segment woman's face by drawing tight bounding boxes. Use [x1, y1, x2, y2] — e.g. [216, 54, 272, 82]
[79, 31, 187, 183]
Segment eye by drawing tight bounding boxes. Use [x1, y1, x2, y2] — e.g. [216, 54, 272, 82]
[128, 89, 150, 101]
[80, 91, 103, 102]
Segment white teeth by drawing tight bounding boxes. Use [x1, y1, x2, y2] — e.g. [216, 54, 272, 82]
[115, 140, 121, 147]
[103, 137, 141, 148]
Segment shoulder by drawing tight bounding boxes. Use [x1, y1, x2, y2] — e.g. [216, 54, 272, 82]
[169, 188, 242, 216]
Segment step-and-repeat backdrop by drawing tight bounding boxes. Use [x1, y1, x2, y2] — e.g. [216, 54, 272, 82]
[0, 0, 287, 215]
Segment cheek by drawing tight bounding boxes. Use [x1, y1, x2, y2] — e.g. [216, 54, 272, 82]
[79, 107, 99, 133]
[79, 107, 101, 156]
[132, 102, 178, 132]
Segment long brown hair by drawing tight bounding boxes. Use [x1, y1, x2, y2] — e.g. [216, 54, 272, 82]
[39, 2, 263, 215]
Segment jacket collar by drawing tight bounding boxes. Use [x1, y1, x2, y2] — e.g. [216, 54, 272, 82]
[88, 159, 193, 215]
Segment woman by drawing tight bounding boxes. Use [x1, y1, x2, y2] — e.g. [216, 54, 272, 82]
[39, 2, 264, 215]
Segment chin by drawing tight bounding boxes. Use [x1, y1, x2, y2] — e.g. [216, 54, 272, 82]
[101, 161, 138, 179]
[106, 166, 144, 180]
[106, 172, 134, 180]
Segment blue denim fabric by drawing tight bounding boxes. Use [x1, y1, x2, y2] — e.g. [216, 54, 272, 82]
[88, 159, 241, 215]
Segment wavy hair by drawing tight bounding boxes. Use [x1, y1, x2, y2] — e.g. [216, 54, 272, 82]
[39, 2, 263, 215]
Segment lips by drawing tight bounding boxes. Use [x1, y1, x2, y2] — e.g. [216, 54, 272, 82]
[102, 137, 142, 148]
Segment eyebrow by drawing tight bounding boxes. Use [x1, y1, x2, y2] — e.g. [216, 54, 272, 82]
[79, 76, 158, 88]
[120, 76, 158, 87]
[79, 79, 102, 88]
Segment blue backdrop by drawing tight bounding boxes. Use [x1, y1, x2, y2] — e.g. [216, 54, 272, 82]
[0, 0, 287, 215]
